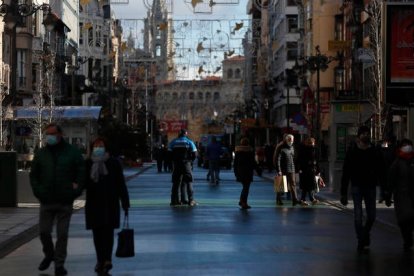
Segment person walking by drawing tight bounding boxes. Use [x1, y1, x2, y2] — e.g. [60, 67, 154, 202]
[340, 125, 386, 252]
[168, 129, 197, 206]
[205, 136, 223, 185]
[297, 137, 320, 206]
[385, 139, 414, 252]
[85, 137, 130, 274]
[274, 134, 299, 206]
[234, 138, 261, 209]
[30, 123, 85, 276]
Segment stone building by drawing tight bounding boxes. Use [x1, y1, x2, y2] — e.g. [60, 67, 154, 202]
[155, 55, 246, 143]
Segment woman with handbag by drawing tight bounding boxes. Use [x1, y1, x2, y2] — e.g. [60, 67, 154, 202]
[296, 137, 320, 206]
[85, 137, 130, 274]
[234, 138, 262, 209]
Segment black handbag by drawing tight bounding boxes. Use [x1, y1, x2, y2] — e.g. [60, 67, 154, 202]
[115, 215, 135, 258]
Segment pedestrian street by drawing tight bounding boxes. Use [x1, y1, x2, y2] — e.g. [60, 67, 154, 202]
[0, 165, 413, 276]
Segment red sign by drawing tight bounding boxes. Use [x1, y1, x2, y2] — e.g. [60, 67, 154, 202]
[389, 4, 414, 83]
[160, 120, 188, 133]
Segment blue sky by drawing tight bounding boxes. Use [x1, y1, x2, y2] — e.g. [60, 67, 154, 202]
[112, 1, 250, 79]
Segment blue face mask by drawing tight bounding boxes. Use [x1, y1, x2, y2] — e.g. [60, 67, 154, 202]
[92, 147, 106, 157]
[46, 135, 58, 146]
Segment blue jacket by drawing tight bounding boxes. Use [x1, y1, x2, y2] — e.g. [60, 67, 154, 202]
[168, 136, 197, 162]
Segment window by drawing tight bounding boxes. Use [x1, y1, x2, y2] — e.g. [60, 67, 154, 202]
[95, 25, 102, 47]
[206, 92, 211, 101]
[181, 92, 186, 99]
[79, 23, 83, 45]
[198, 92, 203, 100]
[213, 92, 220, 101]
[286, 42, 298, 61]
[287, 0, 296, 6]
[227, 69, 233, 79]
[165, 92, 170, 99]
[88, 26, 93, 46]
[156, 45, 161, 57]
[189, 92, 195, 100]
[235, 68, 241, 78]
[172, 92, 178, 100]
[17, 50, 26, 88]
[286, 15, 298, 33]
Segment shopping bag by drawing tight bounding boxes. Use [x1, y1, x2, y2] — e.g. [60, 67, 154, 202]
[274, 175, 288, 193]
[115, 215, 135, 258]
[314, 176, 326, 193]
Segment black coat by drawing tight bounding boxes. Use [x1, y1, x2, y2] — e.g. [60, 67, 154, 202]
[297, 145, 318, 191]
[85, 157, 130, 230]
[234, 145, 260, 183]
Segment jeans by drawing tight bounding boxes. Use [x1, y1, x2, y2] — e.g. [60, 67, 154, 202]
[39, 203, 73, 268]
[208, 160, 220, 183]
[351, 186, 376, 243]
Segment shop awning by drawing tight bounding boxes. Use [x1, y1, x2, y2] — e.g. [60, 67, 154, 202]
[10, 106, 102, 120]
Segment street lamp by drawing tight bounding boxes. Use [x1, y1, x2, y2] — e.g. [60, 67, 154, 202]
[300, 45, 341, 148]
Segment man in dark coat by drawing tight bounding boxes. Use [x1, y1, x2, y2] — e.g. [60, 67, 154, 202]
[30, 123, 85, 276]
[340, 125, 386, 252]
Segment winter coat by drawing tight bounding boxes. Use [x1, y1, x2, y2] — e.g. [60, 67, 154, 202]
[85, 157, 130, 230]
[234, 145, 260, 183]
[297, 145, 318, 191]
[275, 143, 295, 174]
[387, 154, 414, 223]
[340, 143, 386, 197]
[30, 140, 85, 204]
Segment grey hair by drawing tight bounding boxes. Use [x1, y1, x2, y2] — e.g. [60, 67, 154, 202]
[284, 134, 294, 141]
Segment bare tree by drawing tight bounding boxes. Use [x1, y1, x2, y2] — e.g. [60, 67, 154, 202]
[364, 0, 384, 142]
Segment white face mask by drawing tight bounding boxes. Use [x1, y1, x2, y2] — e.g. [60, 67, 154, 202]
[401, 145, 413, 153]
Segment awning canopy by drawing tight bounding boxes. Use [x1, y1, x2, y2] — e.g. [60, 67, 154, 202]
[11, 106, 102, 120]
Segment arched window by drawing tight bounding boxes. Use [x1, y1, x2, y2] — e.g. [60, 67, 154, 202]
[198, 92, 203, 100]
[206, 92, 211, 101]
[227, 68, 233, 79]
[235, 68, 241, 78]
[213, 92, 220, 101]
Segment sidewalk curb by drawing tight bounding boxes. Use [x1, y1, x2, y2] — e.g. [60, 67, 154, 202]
[0, 164, 153, 259]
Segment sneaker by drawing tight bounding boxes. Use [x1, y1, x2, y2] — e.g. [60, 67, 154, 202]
[300, 200, 309, 206]
[55, 266, 68, 276]
[188, 200, 197, 207]
[38, 257, 53, 271]
[239, 202, 251, 210]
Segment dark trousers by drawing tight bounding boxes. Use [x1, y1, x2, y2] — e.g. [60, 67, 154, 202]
[277, 172, 298, 202]
[351, 186, 376, 243]
[208, 160, 220, 183]
[39, 203, 73, 268]
[92, 228, 114, 263]
[398, 220, 414, 248]
[301, 190, 316, 202]
[240, 180, 251, 203]
[171, 161, 194, 203]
